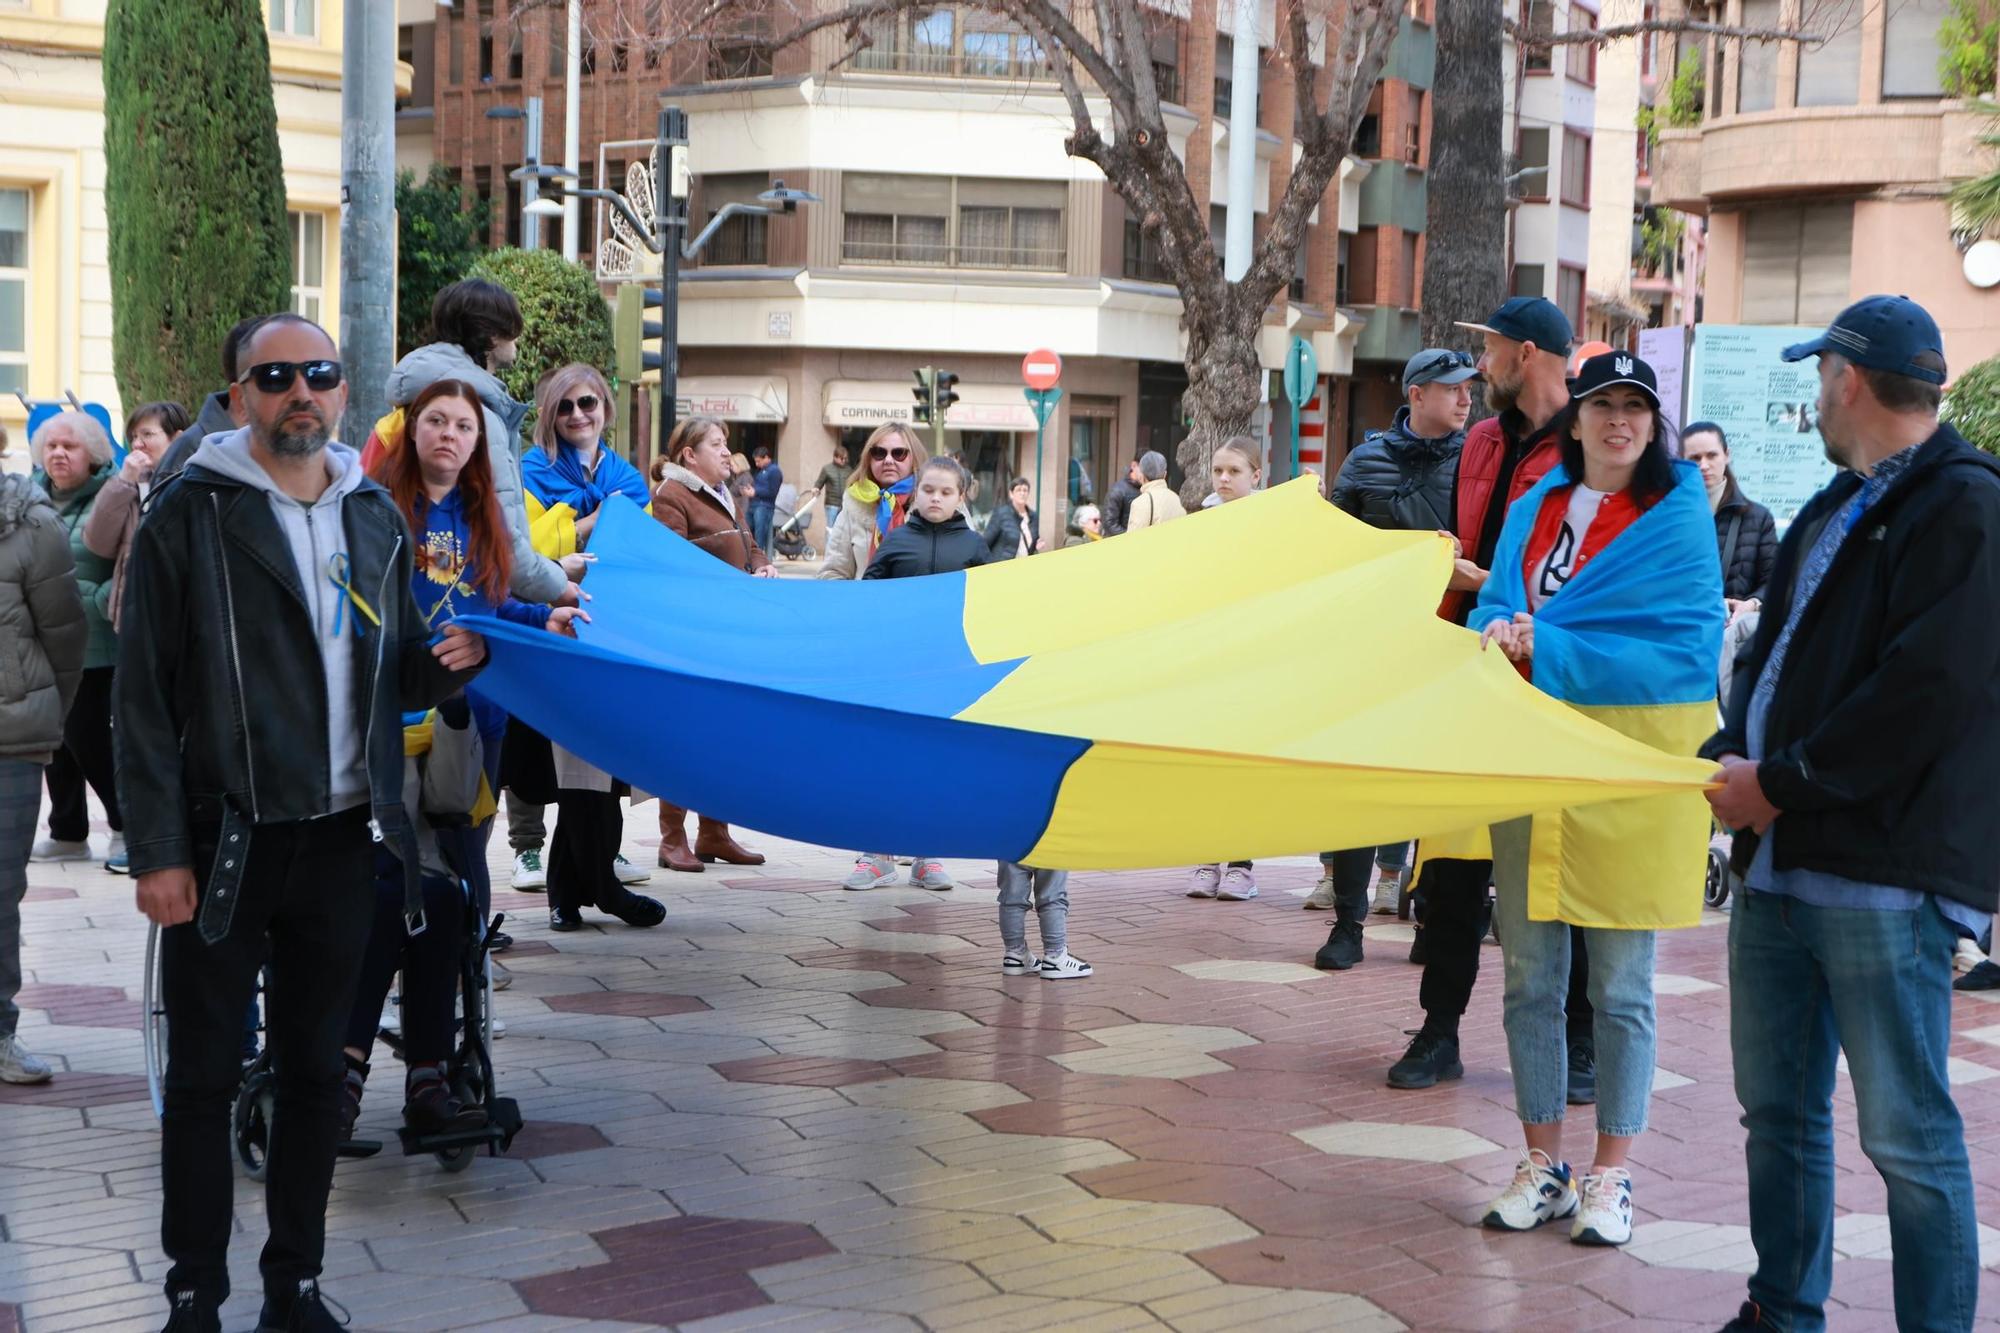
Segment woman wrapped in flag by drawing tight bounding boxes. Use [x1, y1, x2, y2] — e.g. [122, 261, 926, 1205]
[1470, 352, 1724, 1247]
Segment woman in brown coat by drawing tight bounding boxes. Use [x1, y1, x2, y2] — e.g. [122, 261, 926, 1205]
[649, 416, 772, 872]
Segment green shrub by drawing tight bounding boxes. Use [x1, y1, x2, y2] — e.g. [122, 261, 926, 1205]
[103, 0, 291, 412]
[397, 166, 490, 359]
[466, 248, 615, 412]
[1940, 0, 2000, 99]
[1662, 61, 1704, 128]
[1944, 353, 2000, 455]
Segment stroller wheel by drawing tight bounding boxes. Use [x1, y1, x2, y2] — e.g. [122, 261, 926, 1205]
[233, 1065, 276, 1182]
[1705, 847, 1731, 909]
[436, 1142, 479, 1173]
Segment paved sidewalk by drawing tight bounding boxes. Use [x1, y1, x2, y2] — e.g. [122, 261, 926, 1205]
[3, 803, 1998, 1331]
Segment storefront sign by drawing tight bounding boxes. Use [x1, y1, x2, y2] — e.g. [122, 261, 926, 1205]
[674, 378, 789, 424]
[1685, 324, 1833, 528]
[824, 381, 1038, 432]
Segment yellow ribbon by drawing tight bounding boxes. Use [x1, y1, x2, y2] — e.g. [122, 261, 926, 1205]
[327, 553, 383, 637]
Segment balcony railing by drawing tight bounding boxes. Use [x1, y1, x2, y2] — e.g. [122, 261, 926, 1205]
[842, 238, 1067, 272]
[852, 46, 1052, 80]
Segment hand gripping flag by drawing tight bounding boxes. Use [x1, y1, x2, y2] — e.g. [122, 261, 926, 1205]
[460, 477, 1717, 871]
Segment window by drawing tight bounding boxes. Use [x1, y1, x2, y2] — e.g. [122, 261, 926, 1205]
[1560, 129, 1590, 205]
[1403, 88, 1423, 164]
[842, 176, 1064, 270]
[547, 15, 563, 78]
[1516, 127, 1550, 198]
[1123, 218, 1168, 282]
[399, 22, 436, 108]
[1883, 0, 1947, 98]
[472, 166, 494, 247]
[269, 0, 315, 40]
[1523, 0, 1553, 73]
[708, 18, 774, 81]
[1571, 7, 1596, 84]
[506, 25, 523, 80]
[700, 173, 770, 265]
[502, 174, 520, 247]
[1511, 263, 1545, 297]
[579, 36, 596, 75]
[473, 0, 492, 80]
[0, 188, 27, 395]
[611, 42, 629, 72]
[1291, 231, 1309, 301]
[1795, 10, 1860, 107]
[1736, 0, 1779, 112]
[1742, 202, 1853, 325]
[1397, 230, 1419, 307]
[448, 8, 463, 84]
[287, 211, 326, 324]
[1336, 232, 1351, 304]
[1150, 29, 1180, 104]
[1355, 111, 1382, 158]
[1214, 36, 1260, 118]
[1556, 263, 1585, 328]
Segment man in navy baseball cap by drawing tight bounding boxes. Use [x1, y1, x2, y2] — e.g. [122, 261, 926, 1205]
[1780, 294, 1947, 386]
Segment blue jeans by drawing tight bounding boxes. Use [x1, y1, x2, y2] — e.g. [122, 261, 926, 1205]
[1491, 817, 1656, 1135]
[750, 500, 775, 552]
[1729, 890, 1978, 1333]
[996, 862, 1068, 956]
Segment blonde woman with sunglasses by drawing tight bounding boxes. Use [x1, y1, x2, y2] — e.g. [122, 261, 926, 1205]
[818, 424, 928, 580]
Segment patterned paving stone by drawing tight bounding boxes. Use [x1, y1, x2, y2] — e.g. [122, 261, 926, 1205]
[513, 1216, 835, 1323]
[1051, 1024, 1260, 1079]
[1291, 1121, 1511, 1164]
[0, 1074, 150, 1109]
[1145, 1284, 1406, 1331]
[505, 1119, 613, 1159]
[1169, 960, 1330, 985]
[714, 1055, 902, 1087]
[1653, 973, 1724, 996]
[541, 990, 713, 1018]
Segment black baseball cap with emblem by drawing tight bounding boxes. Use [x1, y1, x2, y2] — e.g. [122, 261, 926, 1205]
[1569, 351, 1661, 410]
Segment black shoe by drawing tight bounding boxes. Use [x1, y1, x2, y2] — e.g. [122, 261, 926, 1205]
[487, 930, 514, 953]
[1407, 925, 1428, 966]
[1718, 1300, 1770, 1331]
[601, 889, 666, 928]
[163, 1289, 222, 1333]
[1387, 1028, 1464, 1089]
[336, 1054, 368, 1141]
[1566, 1037, 1597, 1106]
[1314, 919, 1365, 971]
[1955, 958, 2000, 991]
[258, 1279, 350, 1332]
[548, 905, 583, 932]
[403, 1064, 488, 1136]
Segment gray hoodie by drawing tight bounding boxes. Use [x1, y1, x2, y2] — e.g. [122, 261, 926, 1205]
[385, 342, 566, 602]
[189, 426, 373, 811]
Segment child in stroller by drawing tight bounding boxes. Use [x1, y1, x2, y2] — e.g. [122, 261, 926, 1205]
[772, 482, 822, 561]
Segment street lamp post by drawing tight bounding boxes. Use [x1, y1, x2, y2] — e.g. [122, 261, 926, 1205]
[485, 98, 545, 250]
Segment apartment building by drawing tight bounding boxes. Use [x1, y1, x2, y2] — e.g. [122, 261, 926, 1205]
[1652, 0, 2000, 365]
[1505, 0, 1600, 343]
[0, 0, 396, 445]
[419, 1, 1439, 524]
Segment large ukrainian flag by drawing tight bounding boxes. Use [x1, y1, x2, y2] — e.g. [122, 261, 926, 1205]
[1469, 460, 1726, 928]
[463, 477, 1716, 870]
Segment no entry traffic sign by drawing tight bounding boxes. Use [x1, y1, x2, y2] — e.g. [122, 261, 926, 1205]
[1021, 349, 1063, 391]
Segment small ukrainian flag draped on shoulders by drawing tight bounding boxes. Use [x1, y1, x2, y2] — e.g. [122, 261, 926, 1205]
[1469, 459, 1725, 929]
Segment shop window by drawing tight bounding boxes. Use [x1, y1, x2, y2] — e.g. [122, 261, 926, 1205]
[0, 188, 29, 395]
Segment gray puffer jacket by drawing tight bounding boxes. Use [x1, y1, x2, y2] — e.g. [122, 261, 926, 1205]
[384, 342, 567, 602]
[0, 474, 87, 763]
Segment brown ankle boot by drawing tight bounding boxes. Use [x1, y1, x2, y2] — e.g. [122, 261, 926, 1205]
[695, 818, 765, 866]
[656, 804, 702, 872]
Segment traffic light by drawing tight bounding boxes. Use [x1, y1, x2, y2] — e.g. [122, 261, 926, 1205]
[911, 367, 936, 425]
[614, 284, 666, 381]
[934, 371, 960, 420]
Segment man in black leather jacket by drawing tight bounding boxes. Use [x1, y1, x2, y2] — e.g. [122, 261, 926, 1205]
[1328, 347, 1473, 531]
[115, 315, 486, 1333]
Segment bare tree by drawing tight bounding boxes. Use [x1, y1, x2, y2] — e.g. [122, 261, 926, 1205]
[521, 0, 1409, 501]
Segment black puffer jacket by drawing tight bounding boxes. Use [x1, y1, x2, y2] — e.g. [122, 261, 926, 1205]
[982, 504, 1040, 561]
[1101, 475, 1141, 536]
[1713, 473, 1779, 601]
[864, 511, 989, 579]
[1329, 408, 1461, 532]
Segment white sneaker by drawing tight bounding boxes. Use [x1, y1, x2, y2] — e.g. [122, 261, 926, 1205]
[1956, 938, 1988, 975]
[614, 853, 652, 884]
[28, 838, 90, 864]
[1570, 1166, 1634, 1246]
[511, 850, 547, 891]
[1482, 1150, 1578, 1231]
[1370, 867, 1404, 915]
[1001, 948, 1039, 976]
[843, 855, 899, 891]
[0, 1035, 53, 1085]
[1302, 873, 1339, 911]
[1216, 867, 1258, 901]
[1186, 865, 1222, 898]
[490, 1016, 507, 1040]
[379, 1002, 401, 1038]
[1038, 952, 1093, 980]
[910, 859, 955, 891]
[490, 960, 513, 992]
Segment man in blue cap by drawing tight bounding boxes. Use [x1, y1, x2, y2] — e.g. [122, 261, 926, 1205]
[1705, 295, 1997, 1332]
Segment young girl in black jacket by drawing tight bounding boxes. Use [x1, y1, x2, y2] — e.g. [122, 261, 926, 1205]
[862, 458, 989, 579]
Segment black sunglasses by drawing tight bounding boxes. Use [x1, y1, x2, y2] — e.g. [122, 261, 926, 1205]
[238, 360, 344, 394]
[1412, 350, 1475, 382]
[870, 445, 912, 462]
[557, 394, 601, 416]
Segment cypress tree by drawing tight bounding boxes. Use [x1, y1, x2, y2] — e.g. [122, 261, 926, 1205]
[102, 0, 292, 414]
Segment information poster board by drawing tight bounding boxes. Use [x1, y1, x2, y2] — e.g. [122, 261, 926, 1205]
[1636, 326, 1688, 435]
[1686, 324, 1833, 528]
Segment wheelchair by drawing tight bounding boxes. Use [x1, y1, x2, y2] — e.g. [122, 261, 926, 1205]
[139, 900, 521, 1179]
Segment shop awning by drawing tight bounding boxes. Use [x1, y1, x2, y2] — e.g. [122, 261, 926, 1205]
[676, 377, 789, 423]
[824, 380, 1038, 433]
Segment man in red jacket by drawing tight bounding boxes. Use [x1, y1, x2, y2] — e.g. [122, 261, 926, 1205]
[1387, 296, 1599, 1096]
